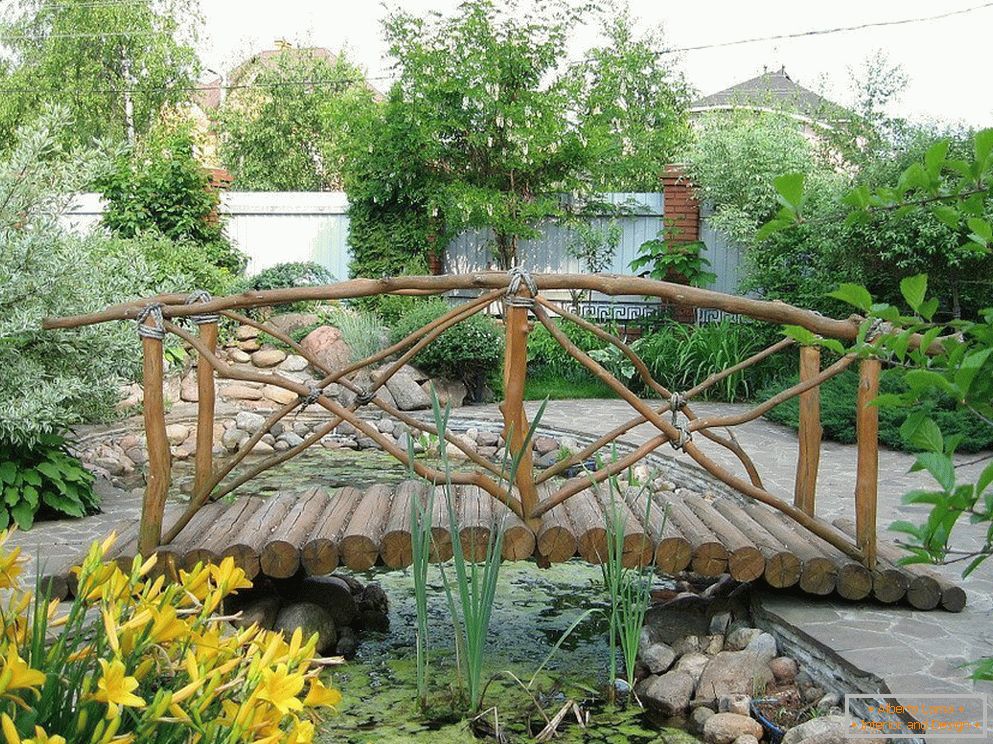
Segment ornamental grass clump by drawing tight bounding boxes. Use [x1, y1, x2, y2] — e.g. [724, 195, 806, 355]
[0, 531, 341, 743]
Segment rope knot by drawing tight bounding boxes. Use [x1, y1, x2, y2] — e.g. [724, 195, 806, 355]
[135, 303, 165, 340]
[355, 388, 376, 407]
[185, 289, 219, 325]
[505, 266, 537, 308]
[300, 383, 324, 407]
[865, 317, 887, 342]
[670, 425, 692, 451]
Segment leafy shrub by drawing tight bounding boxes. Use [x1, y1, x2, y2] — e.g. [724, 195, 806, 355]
[527, 320, 611, 382]
[322, 306, 388, 362]
[241, 261, 337, 314]
[760, 368, 993, 453]
[632, 320, 782, 402]
[0, 535, 341, 741]
[390, 299, 503, 399]
[99, 124, 246, 275]
[0, 433, 98, 529]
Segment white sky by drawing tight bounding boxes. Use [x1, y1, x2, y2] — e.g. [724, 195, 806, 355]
[198, 0, 992, 127]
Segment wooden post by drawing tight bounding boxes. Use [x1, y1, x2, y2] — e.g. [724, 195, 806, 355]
[501, 289, 539, 528]
[855, 357, 880, 569]
[194, 321, 218, 500]
[793, 346, 821, 515]
[138, 314, 171, 557]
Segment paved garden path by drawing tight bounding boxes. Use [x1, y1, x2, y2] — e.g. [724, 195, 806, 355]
[10, 399, 992, 711]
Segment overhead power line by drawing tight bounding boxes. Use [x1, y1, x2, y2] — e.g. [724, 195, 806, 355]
[658, 2, 993, 54]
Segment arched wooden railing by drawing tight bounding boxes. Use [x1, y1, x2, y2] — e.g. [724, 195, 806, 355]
[45, 271, 935, 569]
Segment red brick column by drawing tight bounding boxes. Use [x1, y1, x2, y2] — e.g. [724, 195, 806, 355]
[661, 164, 701, 323]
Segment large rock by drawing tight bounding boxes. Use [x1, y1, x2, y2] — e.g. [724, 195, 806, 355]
[278, 354, 310, 373]
[165, 423, 190, 446]
[267, 312, 320, 337]
[718, 693, 751, 716]
[637, 670, 695, 716]
[639, 634, 676, 674]
[263, 384, 298, 405]
[380, 369, 431, 410]
[300, 326, 352, 372]
[725, 627, 762, 651]
[768, 656, 798, 683]
[745, 632, 777, 663]
[221, 384, 263, 401]
[222, 428, 249, 450]
[695, 651, 772, 705]
[643, 594, 712, 644]
[703, 712, 763, 744]
[236, 324, 259, 341]
[280, 575, 358, 627]
[273, 602, 337, 655]
[180, 373, 199, 402]
[251, 348, 287, 368]
[228, 593, 281, 630]
[675, 651, 710, 685]
[421, 379, 467, 408]
[235, 411, 267, 433]
[781, 715, 847, 744]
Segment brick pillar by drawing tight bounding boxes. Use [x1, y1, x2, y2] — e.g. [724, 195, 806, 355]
[661, 164, 701, 323]
[204, 168, 232, 227]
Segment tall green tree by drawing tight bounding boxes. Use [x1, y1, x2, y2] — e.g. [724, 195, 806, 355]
[0, 0, 201, 149]
[215, 50, 377, 191]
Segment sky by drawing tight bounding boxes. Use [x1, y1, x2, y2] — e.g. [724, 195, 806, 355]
[196, 0, 992, 128]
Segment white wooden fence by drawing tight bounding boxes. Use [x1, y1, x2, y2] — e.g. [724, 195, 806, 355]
[65, 191, 744, 318]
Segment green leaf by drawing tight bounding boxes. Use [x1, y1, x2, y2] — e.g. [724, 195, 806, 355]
[918, 298, 940, 323]
[782, 325, 817, 345]
[973, 127, 993, 167]
[899, 274, 927, 312]
[913, 452, 955, 492]
[22, 486, 38, 508]
[975, 462, 993, 497]
[41, 490, 84, 518]
[0, 462, 14, 485]
[35, 462, 61, 480]
[21, 469, 41, 487]
[924, 140, 949, 175]
[966, 217, 992, 248]
[0, 509, 8, 532]
[899, 414, 943, 453]
[4, 486, 19, 507]
[954, 347, 993, 398]
[10, 501, 35, 531]
[826, 283, 873, 312]
[772, 172, 805, 211]
[932, 204, 961, 230]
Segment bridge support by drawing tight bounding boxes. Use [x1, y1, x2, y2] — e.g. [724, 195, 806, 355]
[794, 346, 821, 516]
[138, 312, 171, 556]
[194, 321, 218, 500]
[855, 357, 880, 569]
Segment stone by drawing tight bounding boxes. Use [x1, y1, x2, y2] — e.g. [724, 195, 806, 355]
[695, 651, 772, 706]
[236, 411, 267, 433]
[358, 609, 389, 632]
[691, 705, 715, 733]
[718, 694, 751, 716]
[229, 349, 252, 363]
[709, 612, 732, 635]
[801, 685, 824, 704]
[228, 593, 281, 630]
[745, 632, 777, 663]
[532, 436, 559, 455]
[768, 656, 798, 683]
[221, 384, 264, 401]
[794, 670, 813, 689]
[180, 373, 199, 402]
[374, 369, 429, 410]
[222, 428, 249, 450]
[236, 324, 260, 341]
[702, 712, 763, 744]
[238, 339, 261, 352]
[263, 384, 298, 405]
[477, 430, 500, 447]
[672, 635, 701, 656]
[165, 424, 190, 446]
[251, 348, 287, 368]
[93, 456, 126, 476]
[702, 635, 725, 655]
[274, 440, 290, 451]
[816, 692, 842, 713]
[535, 452, 558, 468]
[640, 640, 676, 674]
[725, 627, 762, 651]
[261, 433, 275, 445]
[125, 447, 147, 465]
[359, 583, 389, 614]
[377, 419, 395, 435]
[278, 354, 310, 373]
[637, 670, 695, 716]
[336, 626, 359, 660]
[267, 312, 320, 337]
[273, 602, 337, 655]
[281, 575, 358, 627]
[421, 378, 467, 408]
[278, 431, 305, 448]
[732, 736, 759, 744]
[300, 326, 352, 373]
[675, 652, 711, 685]
[643, 595, 711, 644]
[252, 440, 274, 454]
[780, 715, 847, 744]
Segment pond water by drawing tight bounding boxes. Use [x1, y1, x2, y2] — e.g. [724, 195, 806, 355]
[182, 446, 701, 742]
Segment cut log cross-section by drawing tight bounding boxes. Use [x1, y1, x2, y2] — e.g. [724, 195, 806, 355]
[260, 489, 331, 578]
[223, 494, 299, 579]
[740, 501, 835, 596]
[565, 489, 608, 564]
[536, 488, 577, 565]
[593, 485, 653, 568]
[382, 480, 425, 569]
[712, 498, 801, 589]
[683, 493, 765, 582]
[662, 498, 727, 577]
[458, 485, 494, 562]
[186, 497, 264, 571]
[301, 486, 363, 575]
[428, 484, 455, 562]
[630, 489, 691, 574]
[493, 494, 536, 561]
[340, 484, 394, 570]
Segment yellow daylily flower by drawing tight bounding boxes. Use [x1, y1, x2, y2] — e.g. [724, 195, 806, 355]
[286, 719, 315, 744]
[209, 558, 252, 594]
[303, 678, 342, 708]
[255, 664, 304, 716]
[24, 725, 67, 744]
[0, 646, 46, 695]
[1, 714, 20, 744]
[90, 659, 145, 718]
[0, 543, 23, 590]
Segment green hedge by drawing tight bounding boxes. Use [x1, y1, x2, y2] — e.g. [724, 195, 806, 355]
[760, 368, 993, 453]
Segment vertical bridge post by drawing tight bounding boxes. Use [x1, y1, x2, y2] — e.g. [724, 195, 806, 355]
[501, 276, 539, 529]
[794, 345, 821, 515]
[137, 306, 171, 556]
[193, 320, 218, 499]
[855, 357, 880, 569]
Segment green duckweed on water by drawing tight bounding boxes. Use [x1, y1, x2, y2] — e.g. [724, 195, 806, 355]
[317, 561, 701, 743]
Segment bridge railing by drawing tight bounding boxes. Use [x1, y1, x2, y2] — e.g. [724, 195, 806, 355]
[45, 271, 931, 569]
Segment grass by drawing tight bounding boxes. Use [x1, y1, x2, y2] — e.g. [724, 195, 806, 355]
[524, 372, 617, 401]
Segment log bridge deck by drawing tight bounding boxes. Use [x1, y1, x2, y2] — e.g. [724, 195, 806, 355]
[44, 482, 966, 613]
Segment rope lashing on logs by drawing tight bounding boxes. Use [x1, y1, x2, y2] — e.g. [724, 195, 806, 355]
[135, 303, 165, 340]
[185, 290, 219, 325]
[300, 382, 324, 407]
[355, 388, 377, 407]
[669, 391, 692, 451]
[505, 266, 537, 308]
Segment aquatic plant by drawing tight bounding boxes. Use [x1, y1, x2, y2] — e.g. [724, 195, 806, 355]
[0, 531, 340, 743]
[601, 477, 655, 702]
[409, 438, 434, 712]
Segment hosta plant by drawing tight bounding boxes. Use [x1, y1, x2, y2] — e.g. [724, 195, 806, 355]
[0, 532, 341, 743]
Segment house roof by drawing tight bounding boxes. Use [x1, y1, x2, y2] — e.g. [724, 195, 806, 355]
[690, 67, 845, 124]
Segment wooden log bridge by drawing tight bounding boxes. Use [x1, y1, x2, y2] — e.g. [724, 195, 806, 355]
[43, 482, 963, 611]
[42, 271, 967, 612]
